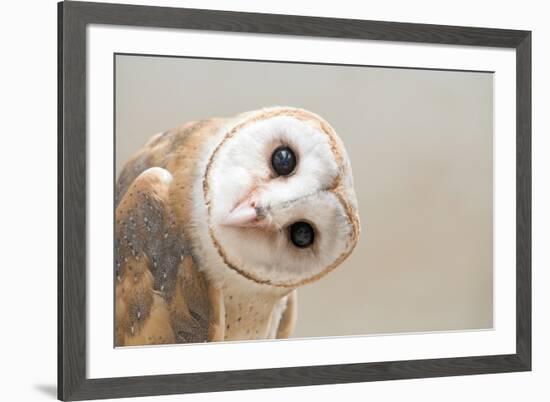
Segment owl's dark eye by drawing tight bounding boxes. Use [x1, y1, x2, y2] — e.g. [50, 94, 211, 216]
[289, 221, 315, 248]
[271, 146, 296, 176]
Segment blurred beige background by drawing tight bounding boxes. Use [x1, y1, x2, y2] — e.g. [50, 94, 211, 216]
[116, 54, 493, 337]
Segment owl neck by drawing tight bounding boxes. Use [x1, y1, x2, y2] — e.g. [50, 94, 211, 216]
[220, 269, 292, 341]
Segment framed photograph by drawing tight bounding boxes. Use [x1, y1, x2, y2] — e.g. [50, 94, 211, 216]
[58, 1, 531, 400]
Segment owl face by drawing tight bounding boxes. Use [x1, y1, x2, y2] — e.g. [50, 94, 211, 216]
[203, 108, 360, 288]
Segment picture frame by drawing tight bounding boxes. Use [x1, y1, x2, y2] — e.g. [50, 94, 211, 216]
[58, 1, 531, 400]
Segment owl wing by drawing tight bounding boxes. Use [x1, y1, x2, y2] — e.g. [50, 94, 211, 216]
[276, 290, 298, 339]
[115, 167, 224, 346]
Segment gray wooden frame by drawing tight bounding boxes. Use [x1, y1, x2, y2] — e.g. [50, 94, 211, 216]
[58, 1, 531, 400]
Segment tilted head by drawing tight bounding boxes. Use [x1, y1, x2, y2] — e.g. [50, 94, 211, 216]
[203, 107, 360, 288]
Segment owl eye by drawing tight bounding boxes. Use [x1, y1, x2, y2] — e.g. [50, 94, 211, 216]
[289, 221, 315, 248]
[271, 146, 296, 176]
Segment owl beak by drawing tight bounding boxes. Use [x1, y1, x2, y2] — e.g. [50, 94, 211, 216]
[222, 201, 260, 227]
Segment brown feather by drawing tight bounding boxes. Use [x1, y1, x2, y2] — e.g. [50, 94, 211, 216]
[276, 291, 297, 339]
[115, 157, 223, 346]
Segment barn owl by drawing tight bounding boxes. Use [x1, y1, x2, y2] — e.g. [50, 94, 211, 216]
[115, 107, 360, 346]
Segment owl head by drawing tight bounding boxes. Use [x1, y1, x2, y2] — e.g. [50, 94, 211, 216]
[202, 107, 360, 288]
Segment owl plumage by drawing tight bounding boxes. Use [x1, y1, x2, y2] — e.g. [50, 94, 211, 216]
[115, 107, 360, 346]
